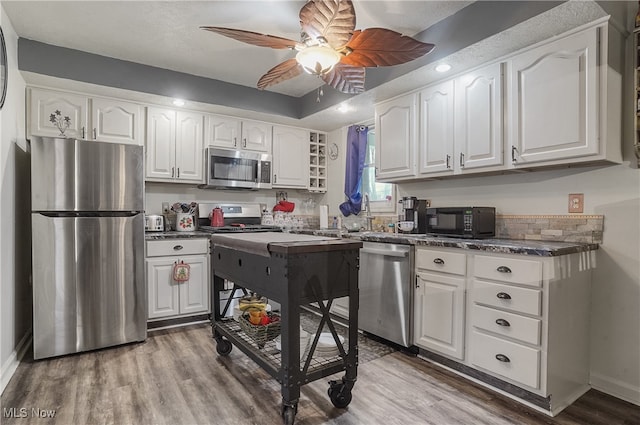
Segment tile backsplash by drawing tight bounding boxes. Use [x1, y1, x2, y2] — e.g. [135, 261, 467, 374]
[496, 215, 604, 243]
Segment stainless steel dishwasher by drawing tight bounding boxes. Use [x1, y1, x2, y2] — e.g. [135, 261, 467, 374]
[358, 241, 414, 347]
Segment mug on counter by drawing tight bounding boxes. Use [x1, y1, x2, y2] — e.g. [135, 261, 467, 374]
[176, 213, 196, 232]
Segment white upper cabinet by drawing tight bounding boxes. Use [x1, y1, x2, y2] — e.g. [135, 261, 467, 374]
[29, 88, 89, 139]
[92, 97, 143, 145]
[205, 114, 241, 149]
[509, 25, 599, 165]
[146, 107, 204, 183]
[417, 80, 455, 176]
[175, 111, 205, 182]
[454, 62, 504, 171]
[375, 93, 417, 181]
[272, 125, 309, 188]
[205, 115, 271, 153]
[28, 88, 143, 145]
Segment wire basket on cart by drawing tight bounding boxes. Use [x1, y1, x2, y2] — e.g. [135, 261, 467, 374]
[238, 312, 281, 348]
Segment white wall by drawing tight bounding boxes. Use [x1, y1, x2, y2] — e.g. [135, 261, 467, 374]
[0, 7, 30, 393]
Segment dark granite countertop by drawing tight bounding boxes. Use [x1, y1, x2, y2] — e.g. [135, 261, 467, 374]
[145, 231, 212, 240]
[291, 230, 598, 257]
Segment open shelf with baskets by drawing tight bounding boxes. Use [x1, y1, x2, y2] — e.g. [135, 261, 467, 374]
[308, 132, 327, 192]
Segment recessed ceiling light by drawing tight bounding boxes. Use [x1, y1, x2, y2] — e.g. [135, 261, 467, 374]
[435, 64, 451, 73]
[337, 104, 350, 113]
[172, 99, 185, 107]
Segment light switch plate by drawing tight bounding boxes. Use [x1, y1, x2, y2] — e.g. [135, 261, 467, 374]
[568, 193, 584, 213]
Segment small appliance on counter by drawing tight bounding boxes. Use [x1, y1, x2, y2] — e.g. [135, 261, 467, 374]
[145, 214, 165, 232]
[398, 196, 429, 234]
[426, 207, 496, 238]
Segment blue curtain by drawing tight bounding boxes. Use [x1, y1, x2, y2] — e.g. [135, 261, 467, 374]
[339, 125, 368, 216]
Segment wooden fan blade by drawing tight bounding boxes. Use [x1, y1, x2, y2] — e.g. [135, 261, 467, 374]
[321, 63, 365, 94]
[299, 0, 355, 49]
[257, 58, 303, 90]
[201, 26, 300, 49]
[341, 28, 435, 67]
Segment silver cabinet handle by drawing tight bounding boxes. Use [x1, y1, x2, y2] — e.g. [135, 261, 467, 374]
[496, 292, 512, 300]
[495, 354, 510, 363]
[171, 167, 175, 178]
[243, 138, 247, 148]
[274, 174, 277, 184]
[173, 245, 183, 251]
[93, 128, 96, 139]
[433, 258, 445, 265]
[177, 168, 180, 178]
[446, 154, 451, 169]
[81, 127, 85, 139]
[233, 137, 237, 147]
[511, 146, 518, 163]
[497, 266, 512, 273]
[459, 152, 464, 167]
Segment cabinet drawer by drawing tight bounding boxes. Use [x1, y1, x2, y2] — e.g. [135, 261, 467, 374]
[416, 249, 466, 276]
[470, 330, 541, 389]
[146, 239, 209, 257]
[472, 281, 541, 316]
[472, 304, 541, 346]
[474, 255, 542, 287]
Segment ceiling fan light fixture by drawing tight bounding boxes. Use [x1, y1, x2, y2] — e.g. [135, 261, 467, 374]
[296, 46, 341, 76]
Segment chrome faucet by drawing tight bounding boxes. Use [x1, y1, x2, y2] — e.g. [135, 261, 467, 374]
[363, 193, 374, 231]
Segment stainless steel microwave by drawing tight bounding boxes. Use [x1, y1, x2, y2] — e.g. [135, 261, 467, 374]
[426, 207, 496, 238]
[200, 147, 272, 190]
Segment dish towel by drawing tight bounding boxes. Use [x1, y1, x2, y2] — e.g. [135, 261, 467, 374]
[339, 125, 368, 216]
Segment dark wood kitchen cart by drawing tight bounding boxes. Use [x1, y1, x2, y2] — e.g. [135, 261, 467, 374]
[210, 233, 362, 425]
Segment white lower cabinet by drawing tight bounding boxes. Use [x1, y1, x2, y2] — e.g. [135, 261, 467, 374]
[146, 239, 210, 320]
[413, 246, 593, 416]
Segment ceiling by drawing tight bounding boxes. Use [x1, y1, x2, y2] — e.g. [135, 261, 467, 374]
[3, 1, 617, 131]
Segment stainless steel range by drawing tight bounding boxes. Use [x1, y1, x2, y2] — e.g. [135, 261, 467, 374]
[196, 202, 281, 233]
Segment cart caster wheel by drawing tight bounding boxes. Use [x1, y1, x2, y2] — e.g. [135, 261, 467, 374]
[281, 405, 296, 425]
[216, 339, 232, 356]
[328, 384, 352, 408]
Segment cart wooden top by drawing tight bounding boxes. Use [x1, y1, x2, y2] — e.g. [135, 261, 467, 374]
[211, 232, 363, 257]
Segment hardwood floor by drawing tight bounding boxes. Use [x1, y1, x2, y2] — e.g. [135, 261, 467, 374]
[2, 323, 638, 425]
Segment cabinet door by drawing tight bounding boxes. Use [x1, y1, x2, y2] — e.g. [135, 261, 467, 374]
[178, 255, 209, 315]
[418, 80, 455, 175]
[241, 120, 272, 152]
[91, 97, 143, 145]
[455, 62, 504, 171]
[375, 93, 417, 180]
[509, 28, 598, 165]
[145, 107, 176, 180]
[205, 114, 241, 149]
[272, 126, 309, 188]
[414, 272, 465, 360]
[29, 88, 89, 139]
[175, 111, 204, 182]
[146, 257, 180, 319]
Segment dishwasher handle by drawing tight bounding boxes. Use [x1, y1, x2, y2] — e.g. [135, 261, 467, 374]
[360, 247, 408, 258]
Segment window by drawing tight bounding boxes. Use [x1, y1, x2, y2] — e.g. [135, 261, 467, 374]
[361, 128, 396, 213]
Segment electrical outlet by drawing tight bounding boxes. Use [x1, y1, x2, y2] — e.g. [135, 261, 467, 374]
[568, 193, 584, 213]
[162, 202, 170, 214]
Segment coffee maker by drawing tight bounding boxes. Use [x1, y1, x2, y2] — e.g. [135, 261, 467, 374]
[399, 196, 428, 233]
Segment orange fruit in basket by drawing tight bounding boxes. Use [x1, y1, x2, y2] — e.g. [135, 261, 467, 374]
[248, 310, 265, 325]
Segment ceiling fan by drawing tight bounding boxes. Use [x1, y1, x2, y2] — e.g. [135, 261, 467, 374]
[201, 0, 435, 95]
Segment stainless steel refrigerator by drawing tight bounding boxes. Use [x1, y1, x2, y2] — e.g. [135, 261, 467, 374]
[31, 136, 146, 359]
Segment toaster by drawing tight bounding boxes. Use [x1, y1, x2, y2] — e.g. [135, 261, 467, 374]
[145, 215, 165, 232]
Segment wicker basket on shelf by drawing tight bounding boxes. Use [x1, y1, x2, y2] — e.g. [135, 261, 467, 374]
[238, 312, 281, 347]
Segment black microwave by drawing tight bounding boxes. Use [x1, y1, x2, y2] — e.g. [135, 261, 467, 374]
[426, 207, 496, 239]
